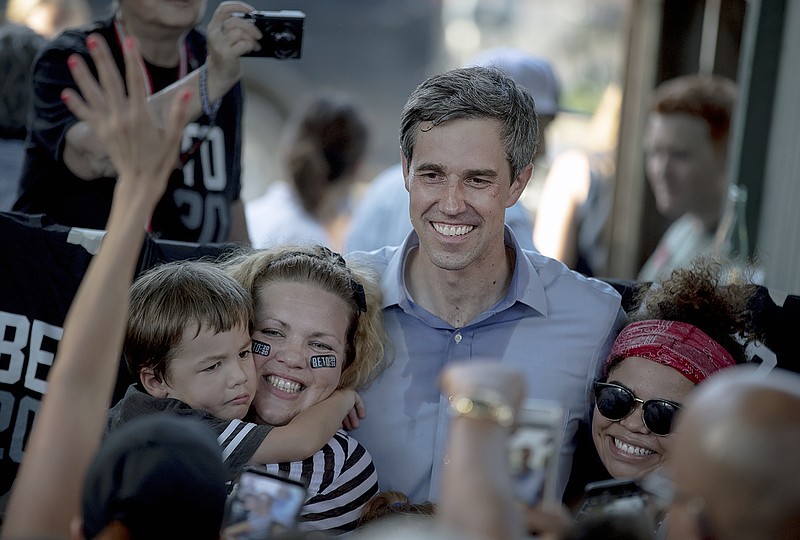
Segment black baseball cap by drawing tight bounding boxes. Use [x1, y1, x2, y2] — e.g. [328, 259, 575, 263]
[81, 413, 227, 540]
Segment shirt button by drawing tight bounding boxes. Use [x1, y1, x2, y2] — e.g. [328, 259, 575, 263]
[443, 454, 451, 466]
[454, 333, 462, 343]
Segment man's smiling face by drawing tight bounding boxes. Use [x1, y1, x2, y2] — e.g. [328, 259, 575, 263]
[405, 117, 527, 272]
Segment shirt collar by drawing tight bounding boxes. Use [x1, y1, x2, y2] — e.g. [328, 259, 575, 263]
[381, 225, 548, 317]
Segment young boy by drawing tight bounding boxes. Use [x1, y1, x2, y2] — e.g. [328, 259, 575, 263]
[106, 259, 364, 480]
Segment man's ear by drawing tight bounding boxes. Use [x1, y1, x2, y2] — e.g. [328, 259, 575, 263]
[140, 370, 169, 398]
[401, 152, 411, 193]
[506, 163, 533, 208]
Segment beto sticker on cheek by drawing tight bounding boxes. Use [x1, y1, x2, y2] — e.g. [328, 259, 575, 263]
[252, 340, 271, 356]
[310, 355, 337, 369]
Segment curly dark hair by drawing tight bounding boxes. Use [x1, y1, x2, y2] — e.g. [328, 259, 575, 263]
[628, 257, 762, 366]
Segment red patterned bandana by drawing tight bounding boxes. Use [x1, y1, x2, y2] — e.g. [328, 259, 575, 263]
[605, 320, 736, 384]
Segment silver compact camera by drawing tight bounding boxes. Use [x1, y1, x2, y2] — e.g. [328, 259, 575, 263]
[236, 10, 305, 59]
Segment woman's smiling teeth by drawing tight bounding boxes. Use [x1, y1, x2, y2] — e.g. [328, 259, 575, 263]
[267, 375, 304, 393]
[433, 223, 474, 236]
[613, 437, 654, 456]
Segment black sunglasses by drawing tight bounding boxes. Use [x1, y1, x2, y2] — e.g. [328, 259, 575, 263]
[593, 381, 682, 436]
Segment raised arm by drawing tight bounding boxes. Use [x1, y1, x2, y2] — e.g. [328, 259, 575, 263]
[249, 389, 363, 464]
[437, 361, 528, 540]
[1, 33, 190, 538]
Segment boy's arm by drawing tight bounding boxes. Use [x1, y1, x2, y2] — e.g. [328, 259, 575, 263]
[1, 34, 190, 538]
[249, 389, 362, 464]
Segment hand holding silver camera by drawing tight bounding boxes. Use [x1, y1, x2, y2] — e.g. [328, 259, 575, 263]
[233, 10, 305, 59]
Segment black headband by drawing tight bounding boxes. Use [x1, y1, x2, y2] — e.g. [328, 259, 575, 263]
[268, 248, 367, 313]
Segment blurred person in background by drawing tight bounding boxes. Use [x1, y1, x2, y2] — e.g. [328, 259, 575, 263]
[345, 47, 562, 253]
[664, 365, 800, 540]
[533, 83, 622, 277]
[245, 91, 369, 252]
[13, 0, 260, 243]
[0, 21, 45, 211]
[4, 0, 90, 39]
[637, 74, 736, 283]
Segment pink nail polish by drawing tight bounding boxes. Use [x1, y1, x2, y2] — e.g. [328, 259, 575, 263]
[67, 56, 78, 69]
[87, 36, 97, 50]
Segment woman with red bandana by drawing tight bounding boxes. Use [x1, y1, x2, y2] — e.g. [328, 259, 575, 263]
[588, 258, 762, 483]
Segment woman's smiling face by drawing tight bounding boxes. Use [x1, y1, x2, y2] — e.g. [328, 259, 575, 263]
[592, 357, 695, 480]
[249, 280, 349, 426]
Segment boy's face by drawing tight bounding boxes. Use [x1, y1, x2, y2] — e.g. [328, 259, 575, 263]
[154, 323, 256, 420]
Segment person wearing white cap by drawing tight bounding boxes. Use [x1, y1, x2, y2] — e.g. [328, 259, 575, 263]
[345, 48, 563, 254]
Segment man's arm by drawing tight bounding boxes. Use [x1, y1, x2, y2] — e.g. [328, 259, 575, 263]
[63, 1, 261, 180]
[1, 34, 190, 538]
[249, 389, 364, 464]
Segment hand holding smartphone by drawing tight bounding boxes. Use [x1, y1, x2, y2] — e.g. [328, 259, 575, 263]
[222, 466, 308, 540]
[508, 399, 565, 508]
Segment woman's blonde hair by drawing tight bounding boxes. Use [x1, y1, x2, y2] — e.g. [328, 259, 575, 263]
[222, 244, 386, 390]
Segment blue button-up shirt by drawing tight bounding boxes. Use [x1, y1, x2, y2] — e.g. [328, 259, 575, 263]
[349, 227, 625, 503]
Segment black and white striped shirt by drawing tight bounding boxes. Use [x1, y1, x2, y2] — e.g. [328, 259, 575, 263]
[265, 429, 379, 532]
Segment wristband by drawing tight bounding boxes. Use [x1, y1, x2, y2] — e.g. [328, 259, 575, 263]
[199, 64, 221, 119]
[448, 389, 515, 428]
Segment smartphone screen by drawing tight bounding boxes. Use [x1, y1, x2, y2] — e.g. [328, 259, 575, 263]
[575, 478, 647, 521]
[508, 398, 565, 507]
[222, 466, 308, 539]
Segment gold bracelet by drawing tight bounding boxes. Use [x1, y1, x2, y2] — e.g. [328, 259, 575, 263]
[448, 389, 514, 428]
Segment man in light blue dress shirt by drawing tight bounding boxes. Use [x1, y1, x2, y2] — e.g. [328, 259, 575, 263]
[348, 65, 625, 504]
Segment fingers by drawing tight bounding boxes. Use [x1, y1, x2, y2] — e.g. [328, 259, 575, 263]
[63, 33, 130, 123]
[119, 35, 147, 109]
[214, 1, 257, 19]
[63, 52, 104, 118]
[165, 90, 192, 143]
[85, 34, 126, 111]
[61, 87, 89, 122]
[61, 33, 191, 192]
[353, 392, 366, 419]
[209, 1, 262, 56]
[161, 90, 192, 172]
[343, 408, 361, 431]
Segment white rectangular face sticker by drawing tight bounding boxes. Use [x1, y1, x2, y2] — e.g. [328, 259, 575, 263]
[252, 340, 271, 356]
[310, 355, 337, 368]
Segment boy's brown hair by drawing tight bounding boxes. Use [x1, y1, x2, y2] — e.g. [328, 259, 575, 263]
[124, 260, 253, 385]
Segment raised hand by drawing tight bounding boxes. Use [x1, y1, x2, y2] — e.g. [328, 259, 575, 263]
[0, 32, 192, 540]
[205, 1, 262, 97]
[61, 33, 190, 210]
